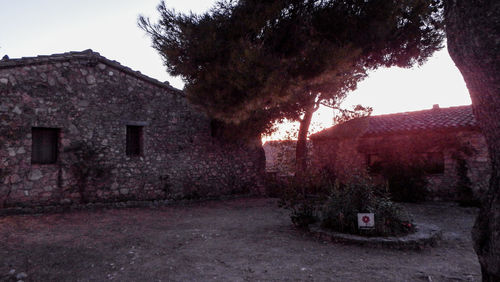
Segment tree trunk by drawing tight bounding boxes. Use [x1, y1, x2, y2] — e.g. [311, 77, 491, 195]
[295, 104, 315, 178]
[444, 0, 500, 280]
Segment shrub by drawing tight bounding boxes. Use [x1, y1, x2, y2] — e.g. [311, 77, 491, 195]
[264, 172, 290, 198]
[278, 173, 330, 228]
[278, 172, 414, 236]
[280, 189, 318, 228]
[380, 162, 428, 203]
[63, 141, 113, 203]
[320, 175, 415, 236]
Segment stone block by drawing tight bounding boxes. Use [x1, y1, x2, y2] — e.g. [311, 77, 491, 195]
[7, 148, 16, 157]
[60, 199, 72, 205]
[9, 174, 21, 184]
[28, 170, 43, 181]
[86, 75, 96, 84]
[48, 76, 56, 86]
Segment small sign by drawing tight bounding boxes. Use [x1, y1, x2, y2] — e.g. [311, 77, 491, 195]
[357, 213, 375, 229]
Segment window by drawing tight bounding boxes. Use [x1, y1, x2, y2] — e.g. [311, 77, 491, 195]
[126, 125, 143, 156]
[366, 154, 384, 173]
[210, 119, 222, 138]
[32, 127, 59, 164]
[424, 152, 444, 174]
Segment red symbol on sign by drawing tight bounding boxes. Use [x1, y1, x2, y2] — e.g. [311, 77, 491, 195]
[362, 216, 370, 223]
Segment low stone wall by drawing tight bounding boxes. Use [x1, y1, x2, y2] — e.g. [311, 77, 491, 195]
[308, 223, 442, 250]
[0, 51, 265, 209]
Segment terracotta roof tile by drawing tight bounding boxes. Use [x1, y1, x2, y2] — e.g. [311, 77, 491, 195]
[311, 105, 477, 140]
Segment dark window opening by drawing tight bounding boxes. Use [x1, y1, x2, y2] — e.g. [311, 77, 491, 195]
[32, 127, 59, 164]
[366, 154, 384, 173]
[424, 152, 444, 174]
[126, 125, 143, 156]
[210, 119, 220, 138]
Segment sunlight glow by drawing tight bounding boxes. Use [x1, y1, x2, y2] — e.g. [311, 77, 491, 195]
[263, 48, 471, 143]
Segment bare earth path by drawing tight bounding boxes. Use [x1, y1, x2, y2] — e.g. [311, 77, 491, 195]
[0, 198, 480, 281]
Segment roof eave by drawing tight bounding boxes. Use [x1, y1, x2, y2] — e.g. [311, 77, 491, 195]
[0, 49, 184, 95]
[312, 125, 481, 142]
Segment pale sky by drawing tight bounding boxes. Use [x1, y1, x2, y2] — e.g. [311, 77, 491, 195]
[0, 0, 472, 141]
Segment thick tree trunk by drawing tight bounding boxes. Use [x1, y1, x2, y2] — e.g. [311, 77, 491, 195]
[295, 104, 315, 178]
[444, 0, 500, 280]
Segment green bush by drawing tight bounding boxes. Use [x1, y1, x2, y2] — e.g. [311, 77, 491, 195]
[379, 163, 428, 203]
[278, 173, 330, 228]
[265, 172, 292, 198]
[320, 175, 414, 236]
[64, 141, 113, 203]
[279, 172, 415, 236]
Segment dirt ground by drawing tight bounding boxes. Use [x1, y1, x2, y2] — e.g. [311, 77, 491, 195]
[0, 197, 480, 281]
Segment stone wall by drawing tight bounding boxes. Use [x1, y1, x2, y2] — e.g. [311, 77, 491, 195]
[312, 129, 490, 201]
[263, 140, 313, 176]
[0, 51, 264, 208]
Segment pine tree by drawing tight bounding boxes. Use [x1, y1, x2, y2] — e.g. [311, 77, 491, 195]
[139, 0, 444, 173]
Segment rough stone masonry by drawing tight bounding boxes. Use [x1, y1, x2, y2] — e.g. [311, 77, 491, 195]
[0, 50, 265, 208]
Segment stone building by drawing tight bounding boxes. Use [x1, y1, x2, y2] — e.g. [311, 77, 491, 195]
[263, 140, 312, 176]
[0, 50, 264, 208]
[311, 105, 490, 201]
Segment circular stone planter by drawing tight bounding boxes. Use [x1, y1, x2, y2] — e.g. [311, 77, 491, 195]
[308, 223, 442, 250]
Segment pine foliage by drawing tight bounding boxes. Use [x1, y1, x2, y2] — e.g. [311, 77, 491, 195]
[139, 0, 444, 136]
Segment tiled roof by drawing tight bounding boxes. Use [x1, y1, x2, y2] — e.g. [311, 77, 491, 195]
[0, 49, 182, 94]
[311, 105, 478, 140]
